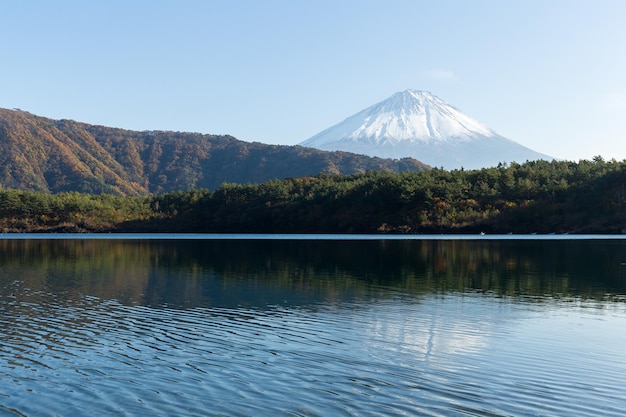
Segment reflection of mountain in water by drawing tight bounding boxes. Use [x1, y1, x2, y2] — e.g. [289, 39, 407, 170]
[363, 299, 492, 361]
[1, 238, 625, 310]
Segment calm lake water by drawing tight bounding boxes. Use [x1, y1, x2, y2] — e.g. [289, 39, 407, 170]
[1, 235, 625, 416]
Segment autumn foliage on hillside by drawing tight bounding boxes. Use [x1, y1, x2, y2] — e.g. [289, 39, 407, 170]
[0, 108, 428, 195]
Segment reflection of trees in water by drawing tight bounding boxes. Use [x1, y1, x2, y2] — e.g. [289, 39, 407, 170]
[0, 239, 625, 310]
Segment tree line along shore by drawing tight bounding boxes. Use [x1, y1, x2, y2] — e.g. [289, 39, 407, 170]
[0, 158, 624, 234]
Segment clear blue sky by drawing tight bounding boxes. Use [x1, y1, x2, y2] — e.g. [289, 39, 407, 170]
[2, 0, 625, 161]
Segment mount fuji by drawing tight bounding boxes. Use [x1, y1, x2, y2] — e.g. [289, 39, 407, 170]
[299, 90, 553, 169]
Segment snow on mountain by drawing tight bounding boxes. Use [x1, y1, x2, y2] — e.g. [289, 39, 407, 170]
[300, 90, 554, 169]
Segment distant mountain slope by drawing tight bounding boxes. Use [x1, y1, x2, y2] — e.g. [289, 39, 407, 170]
[0, 108, 429, 195]
[300, 90, 554, 169]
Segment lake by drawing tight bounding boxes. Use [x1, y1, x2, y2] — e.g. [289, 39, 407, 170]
[1, 235, 625, 416]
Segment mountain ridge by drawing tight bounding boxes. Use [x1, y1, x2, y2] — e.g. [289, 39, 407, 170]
[0, 108, 429, 196]
[300, 90, 554, 169]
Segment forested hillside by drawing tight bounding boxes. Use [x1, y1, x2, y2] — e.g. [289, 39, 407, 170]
[0, 108, 429, 195]
[1, 158, 624, 234]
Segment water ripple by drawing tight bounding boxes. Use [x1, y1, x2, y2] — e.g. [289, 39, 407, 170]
[1, 289, 625, 416]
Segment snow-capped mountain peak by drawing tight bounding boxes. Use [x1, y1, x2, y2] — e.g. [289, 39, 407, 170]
[300, 89, 553, 169]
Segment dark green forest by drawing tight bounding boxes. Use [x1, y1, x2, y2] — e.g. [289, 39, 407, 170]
[1, 157, 625, 234]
